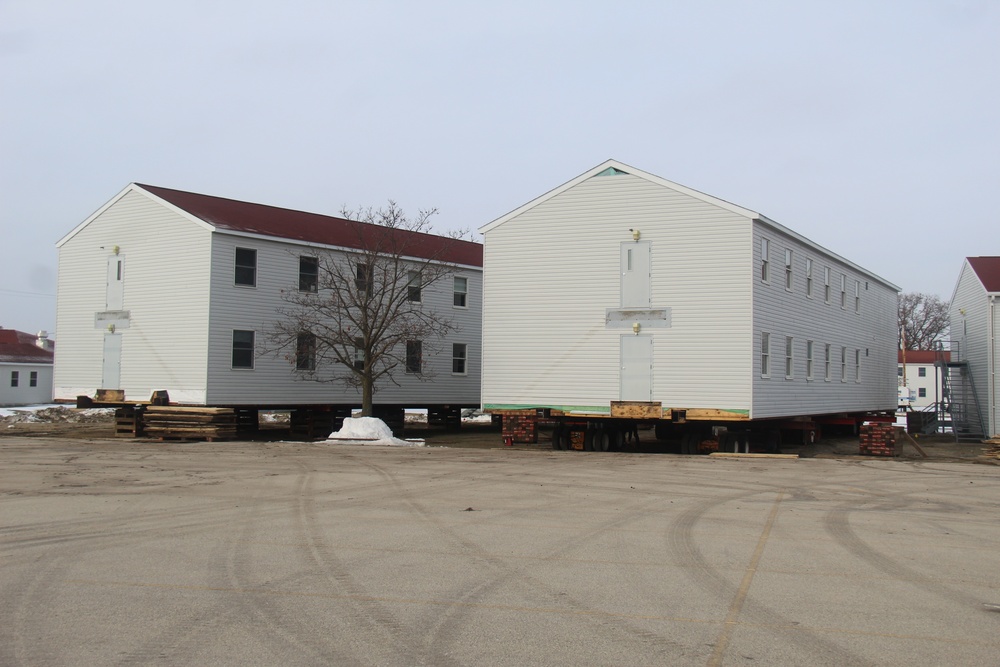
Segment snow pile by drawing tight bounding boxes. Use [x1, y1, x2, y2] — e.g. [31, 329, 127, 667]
[1, 405, 115, 426]
[327, 417, 424, 447]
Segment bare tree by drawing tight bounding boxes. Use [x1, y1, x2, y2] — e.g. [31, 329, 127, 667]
[268, 201, 467, 415]
[898, 292, 949, 350]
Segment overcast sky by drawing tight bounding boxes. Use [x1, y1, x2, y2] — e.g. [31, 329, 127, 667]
[2, 0, 997, 336]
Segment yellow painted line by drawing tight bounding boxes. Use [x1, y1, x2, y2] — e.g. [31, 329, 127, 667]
[708, 491, 785, 667]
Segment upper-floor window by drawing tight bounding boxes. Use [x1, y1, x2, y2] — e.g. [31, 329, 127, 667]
[761, 332, 771, 377]
[918, 367, 927, 377]
[841, 346, 847, 382]
[353, 338, 365, 371]
[453, 276, 468, 308]
[855, 349, 861, 382]
[840, 274, 847, 309]
[805, 258, 813, 297]
[760, 238, 770, 283]
[918, 387, 927, 398]
[407, 270, 422, 302]
[806, 340, 814, 380]
[10, 371, 19, 387]
[296, 332, 316, 371]
[784, 249, 793, 291]
[299, 256, 318, 292]
[235, 248, 257, 287]
[824, 267, 831, 303]
[452, 343, 467, 374]
[825, 343, 832, 381]
[406, 340, 422, 373]
[785, 336, 794, 378]
[355, 263, 373, 292]
[232, 330, 255, 369]
[898, 367, 904, 377]
[854, 280, 861, 314]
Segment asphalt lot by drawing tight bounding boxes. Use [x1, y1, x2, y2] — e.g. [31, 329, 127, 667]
[2, 434, 998, 666]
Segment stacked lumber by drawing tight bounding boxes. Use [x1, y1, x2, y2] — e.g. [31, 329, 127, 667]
[502, 412, 538, 444]
[859, 423, 896, 456]
[114, 406, 144, 438]
[982, 438, 1000, 461]
[143, 406, 237, 441]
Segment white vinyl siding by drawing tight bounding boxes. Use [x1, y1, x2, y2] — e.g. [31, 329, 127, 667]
[55, 185, 482, 408]
[54, 189, 212, 403]
[482, 173, 753, 413]
[0, 362, 53, 405]
[949, 262, 998, 436]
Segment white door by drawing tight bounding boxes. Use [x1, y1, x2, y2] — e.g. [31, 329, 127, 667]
[102, 333, 122, 389]
[620, 335, 652, 401]
[107, 255, 124, 310]
[621, 242, 651, 308]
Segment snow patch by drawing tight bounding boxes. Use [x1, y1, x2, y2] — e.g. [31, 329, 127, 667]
[327, 417, 424, 447]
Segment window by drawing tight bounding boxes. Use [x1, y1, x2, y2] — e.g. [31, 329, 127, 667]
[407, 270, 421, 302]
[898, 367, 904, 377]
[824, 267, 831, 303]
[784, 249, 793, 290]
[760, 238, 770, 282]
[825, 344, 832, 381]
[355, 263, 373, 292]
[452, 343, 467, 374]
[10, 371, 19, 387]
[29, 371, 37, 387]
[406, 340, 422, 373]
[453, 276, 468, 308]
[840, 274, 847, 309]
[806, 341, 814, 380]
[296, 332, 316, 371]
[785, 336, 794, 378]
[918, 387, 927, 398]
[232, 330, 255, 369]
[841, 346, 847, 382]
[918, 367, 927, 377]
[855, 349, 861, 382]
[761, 332, 771, 377]
[299, 256, 318, 292]
[235, 248, 256, 286]
[353, 338, 365, 371]
[854, 280, 861, 314]
[805, 258, 813, 297]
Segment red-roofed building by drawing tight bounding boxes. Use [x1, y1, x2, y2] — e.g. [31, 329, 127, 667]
[897, 349, 949, 410]
[949, 256, 1000, 437]
[0, 328, 54, 405]
[54, 184, 482, 419]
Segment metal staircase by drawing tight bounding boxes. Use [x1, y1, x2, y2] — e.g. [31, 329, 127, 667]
[938, 353, 986, 442]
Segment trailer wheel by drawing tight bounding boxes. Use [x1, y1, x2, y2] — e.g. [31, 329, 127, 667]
[551, 425, 563, 450]
[596, 431, 611, 452]
[583, 428, 595, 451]
[610, 429, 624, 452]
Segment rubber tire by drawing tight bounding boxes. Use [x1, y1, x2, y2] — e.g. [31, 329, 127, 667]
[584, 429, 594, 451]
[597, 431, 610, 452]
[551, 425, 563, 450]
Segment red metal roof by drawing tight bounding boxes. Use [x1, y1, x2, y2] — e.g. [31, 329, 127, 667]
[967, 256, 1000, 293]
[0, 329, 54, 364]
[897, 350, 950, 364]
[136, 184, 483, 267]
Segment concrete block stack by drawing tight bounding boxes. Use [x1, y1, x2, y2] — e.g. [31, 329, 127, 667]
[859, 423, 897, 456]
[502, 411, 538, 444]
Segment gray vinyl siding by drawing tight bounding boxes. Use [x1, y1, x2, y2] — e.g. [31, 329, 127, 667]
[205, 233, 482, 405]
[949, 263, 995, 435]
[751, 221, 897, 419]
[54, 190, 212, 401]
[482, 173, 753, 413]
